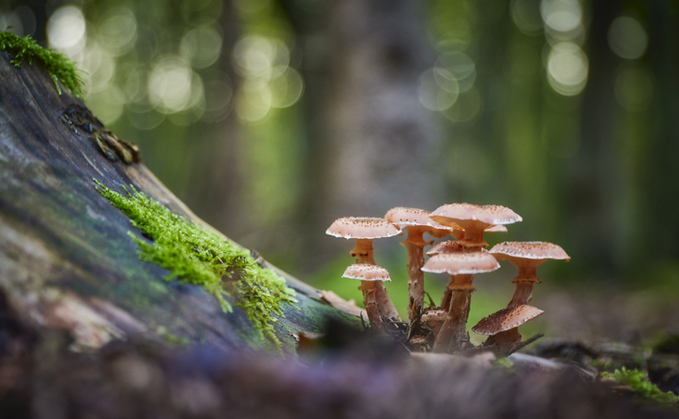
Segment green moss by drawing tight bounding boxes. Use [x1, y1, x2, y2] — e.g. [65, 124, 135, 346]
[94, 180, 297, 346]
[493, 357, 515, 370]
[602, 367, 679, 405]
[0, 31, 83, 97]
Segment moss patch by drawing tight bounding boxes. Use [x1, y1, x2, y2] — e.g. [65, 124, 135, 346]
[602, 367, 679, 405]
[0, 31, 83, 97]
[94, 180, 297, 345]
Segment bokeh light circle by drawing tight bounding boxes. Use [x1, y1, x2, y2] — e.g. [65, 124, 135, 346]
[418, 69, 459, 111]
[47, 6, 86, 50]
[608, 16, 648, 60]
[180, 26, 223, 69]
[148, 56, 202, 113]
[546, 42, 588, 96]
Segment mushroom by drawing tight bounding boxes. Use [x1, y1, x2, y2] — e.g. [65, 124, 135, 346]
[483, 241, 570, 348]
[422, 251, 500, 353]
[427, 204, 518, 310]
[429, 203, 521, 250]
[326, 217, 402, 321]
[489, 241, 570, 308]
[384, 207, 451, 323]
[427, 224, 507, 303]
[420, 307, 447, 337]
[472, 304, 544, 349]
[342, 263, 392, 333]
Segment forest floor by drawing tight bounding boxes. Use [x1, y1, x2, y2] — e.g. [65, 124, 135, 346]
[2, 286, 679, 419]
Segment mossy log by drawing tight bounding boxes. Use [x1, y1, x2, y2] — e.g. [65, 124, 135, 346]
[0, 51, 359, 354]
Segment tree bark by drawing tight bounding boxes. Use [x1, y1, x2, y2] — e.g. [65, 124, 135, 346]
[0, 52, 359, 354]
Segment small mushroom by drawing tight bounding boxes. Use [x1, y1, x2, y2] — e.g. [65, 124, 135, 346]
[489, 241, 570, 308]
[342, 263, 392, 333]
[472, 304, 544, 351]
[485, 241, 570, 348]
[428, 229, 509, 309]
[326, 217, 402, 321]
[428, 204, 519, 310]
[384, 207, 451, 323]
[422, 251, 500, 353]
[429, 203, 521, 250]
[420, 307, 447, 337]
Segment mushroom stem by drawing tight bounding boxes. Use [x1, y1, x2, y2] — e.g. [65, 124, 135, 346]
[516, 264, 539, 281]
[439, 246, 464, 310]
[507, 281, 536, 308]
[405, 242, 425, 321]
[485, 328, 521, 347]
[458, 226, 487, 248]
[433, 274, 474, 353]
[358, 281, 385, 333]
[351, 239, 401, 322]
[349, 239, 375, 265]
[351, 239, 375, 263]
[403, 232, 431, 323]
[495, 277, 540, 346]
[441, 288, 452, 312]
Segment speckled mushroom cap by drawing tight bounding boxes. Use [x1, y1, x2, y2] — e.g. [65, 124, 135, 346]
[326, 217, 401, 239]
[342, 263, 391, 282]
[430, 203, 522, 227]
[384, 207, 452, 238]
[420, 307, 447, 322]
[471, 304, 544, 335]
[422, 251, 500, 275]
[426, 240, 464, 256]
[489, 241, 571, 262]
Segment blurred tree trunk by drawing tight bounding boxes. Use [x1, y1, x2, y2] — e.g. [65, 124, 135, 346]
[576, 0, 619, 271]
[646, 3, 679, 261]
[282, 0, 443, 267]
[323, 0, 442, 218]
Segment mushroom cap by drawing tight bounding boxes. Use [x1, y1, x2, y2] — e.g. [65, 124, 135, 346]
[384, 207, 452, 238]
[420, 307, 447, 322]
[471, 304, 544, 335]
[445, 222, 508, 233]
[421, 251, 500, 275]
[426, 240, 464, 256]
[485, 224, 509, 233]
[326, 217, 401, 239]
[489, 241, 571, 262]
[429, 203, 522, 228]
[342, 263, 391, 282]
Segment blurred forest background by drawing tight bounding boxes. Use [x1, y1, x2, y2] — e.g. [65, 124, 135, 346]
[2, 0, 678, 342]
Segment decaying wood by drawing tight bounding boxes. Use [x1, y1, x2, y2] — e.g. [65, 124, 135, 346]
[0, 52, 359, 354]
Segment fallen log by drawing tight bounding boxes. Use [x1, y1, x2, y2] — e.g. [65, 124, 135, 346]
[0, 44, 359, 354]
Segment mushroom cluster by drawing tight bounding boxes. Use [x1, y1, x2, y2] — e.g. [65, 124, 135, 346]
[326, 203, 570, 355]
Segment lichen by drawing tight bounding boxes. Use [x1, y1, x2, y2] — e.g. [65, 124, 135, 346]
[94, 180, 297, 346]
[602, 367, 679, 405]
[0, 31, 83, 97]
